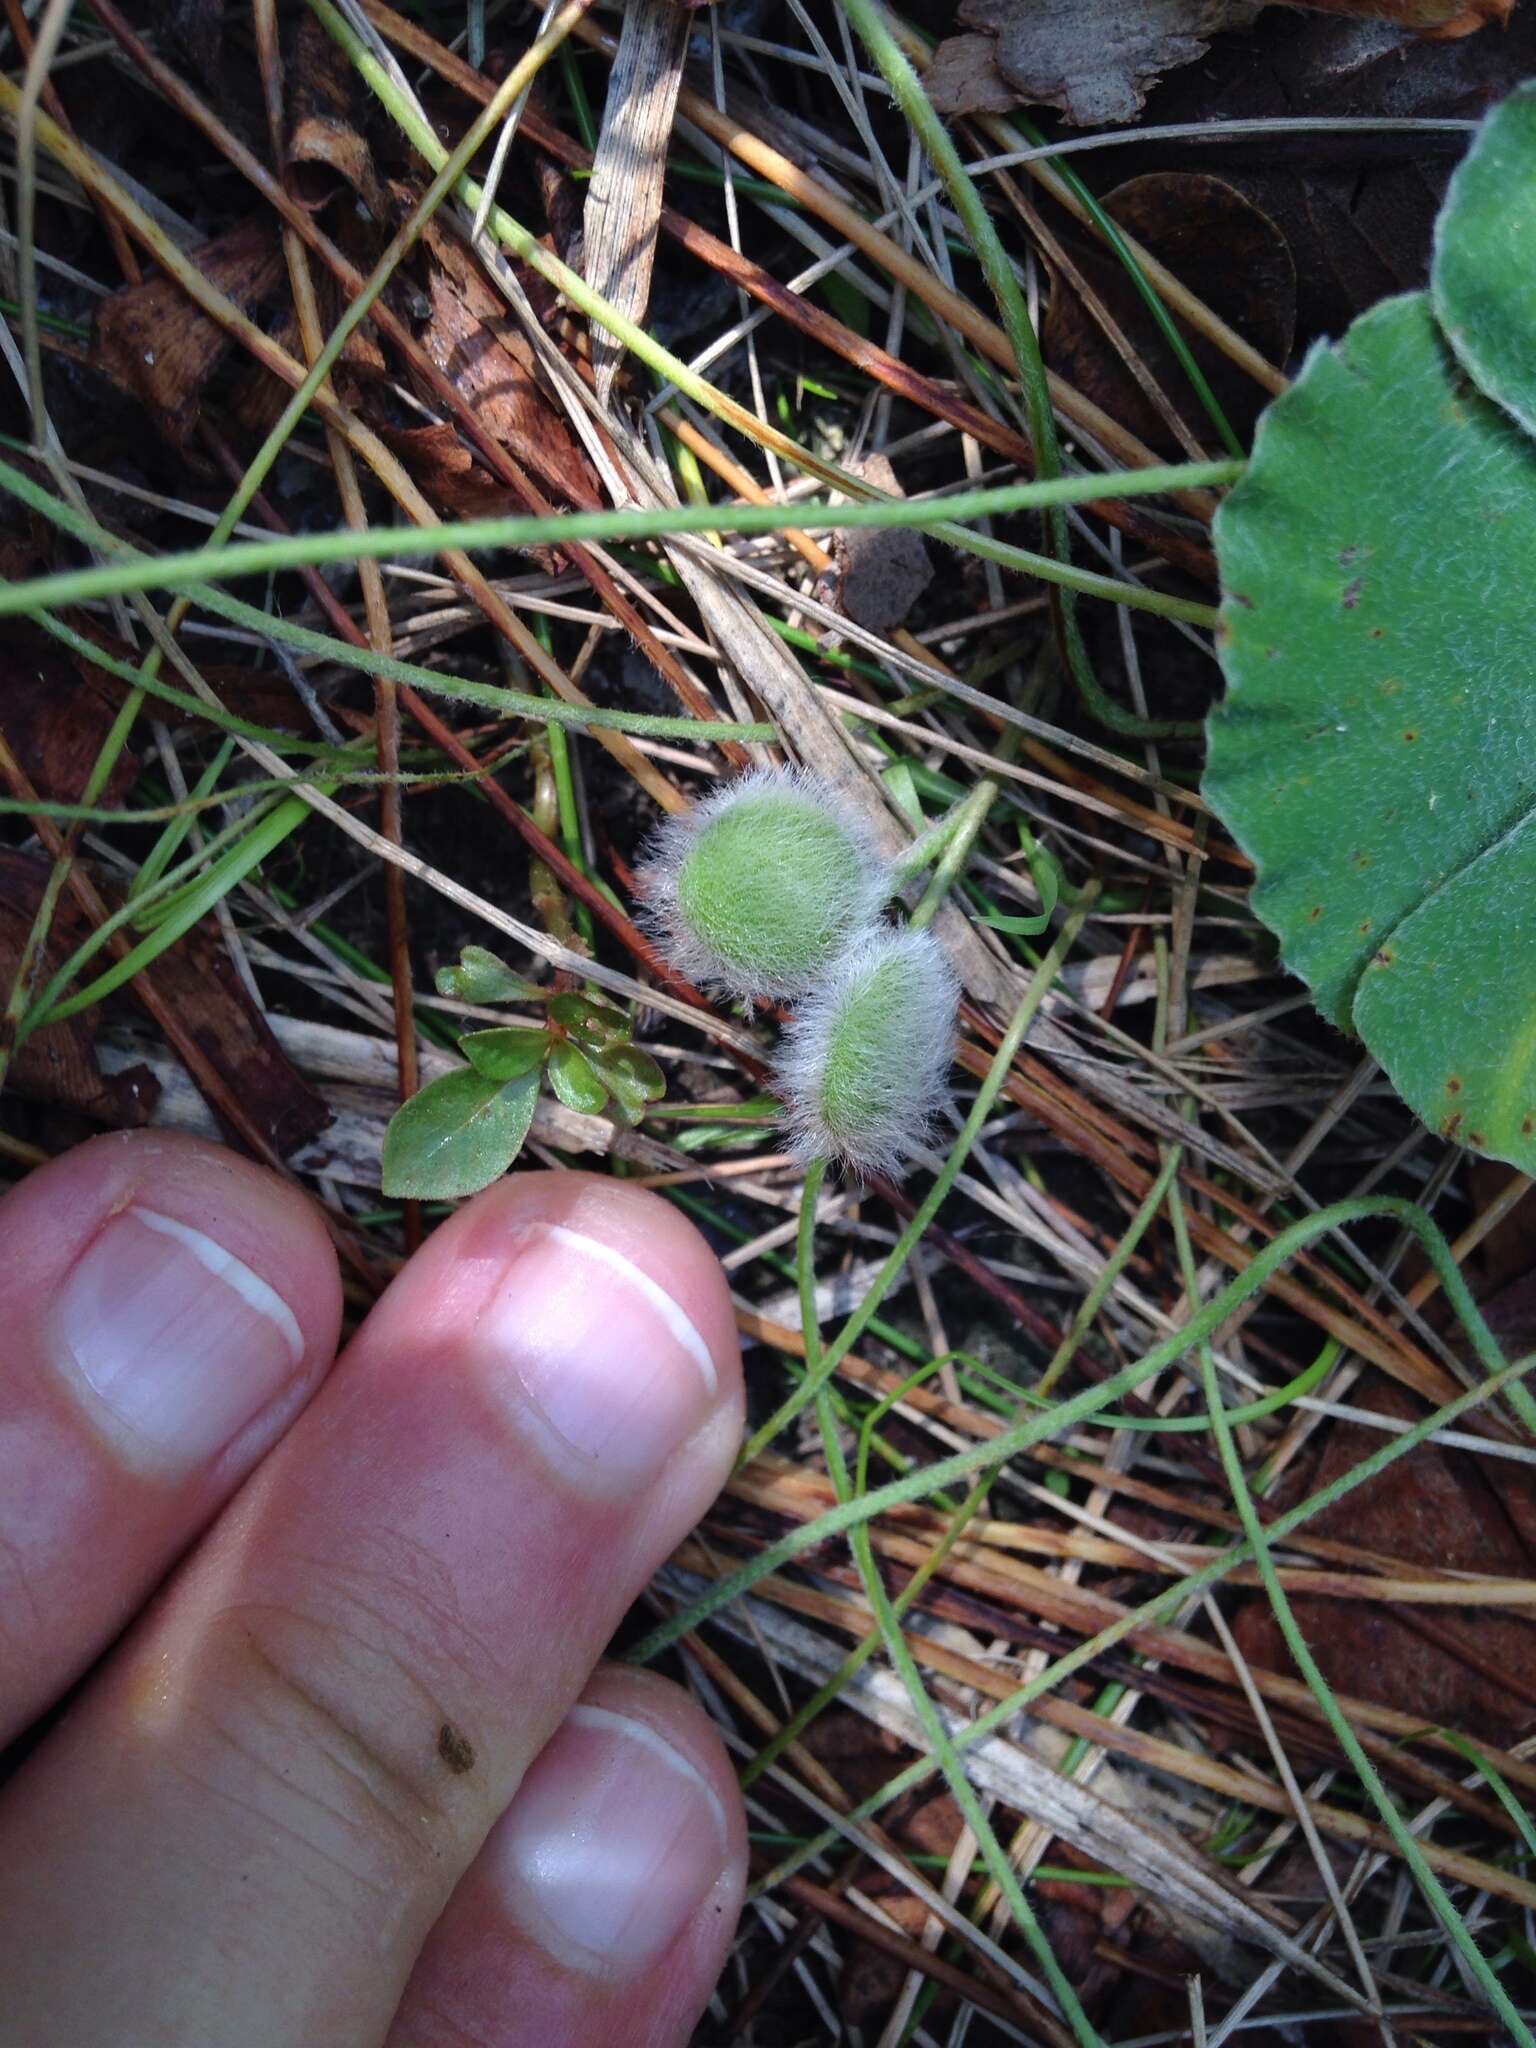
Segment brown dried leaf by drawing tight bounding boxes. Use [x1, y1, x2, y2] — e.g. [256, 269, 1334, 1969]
[926, 31, 1036, 114]
[1044, 172, 1296, 453]
[284, 12, 390, 219]
[928, 0, 1263, 125]
[0, 846, 329, 1159]
[1, 624, 139, 809]
[0, 851, 157, 1130]
[372, 419, 525, 520]
[380, 223, 603, 518]
[92, 217, 285, 447]
[142, 912, 333, 1159]
[1115, 8, 1536, 339]
[415, 261, 603, 509]
[1232, 1379, 1536, 1745]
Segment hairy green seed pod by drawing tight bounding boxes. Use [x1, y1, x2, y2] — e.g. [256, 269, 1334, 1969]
[638, 768, 889, 1001]
[777, 926, 958, 1178]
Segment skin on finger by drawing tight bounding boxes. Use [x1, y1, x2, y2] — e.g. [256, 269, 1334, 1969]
[388, 1667, 747, 2048]
[0, 1171, 742, 2048]
[0, 1130, 341, 1743]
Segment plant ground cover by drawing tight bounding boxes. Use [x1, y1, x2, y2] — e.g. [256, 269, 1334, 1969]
[3, 1, 1536, 2039]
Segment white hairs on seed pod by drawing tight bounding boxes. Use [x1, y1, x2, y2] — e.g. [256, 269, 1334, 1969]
[633, 765, 889, 1002]
[777, 925, 959, 1181]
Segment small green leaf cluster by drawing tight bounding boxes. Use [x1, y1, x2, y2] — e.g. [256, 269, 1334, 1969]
[641, 770, 959, 1180]
[380, 949, 664, 1200]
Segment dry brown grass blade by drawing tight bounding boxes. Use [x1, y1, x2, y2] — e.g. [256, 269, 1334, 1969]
[690, 1580, 1378, 2006]
[582, 0, 688, 406]
[251, 0, 419, 1245]
[778, 1869, 1081, 2048]
[1, 82, 690, 818]
[734, 1462, 1536, 1609]
[566, 11, 1220, 516]
[724, 1454, 1536, 1802]
[698, 1545, 1533, 1894]
[360, 0, 1220, 581]
[86, 0, 753, 771]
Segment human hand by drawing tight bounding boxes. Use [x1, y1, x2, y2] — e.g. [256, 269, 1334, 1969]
[0, 1131, 747, 2046]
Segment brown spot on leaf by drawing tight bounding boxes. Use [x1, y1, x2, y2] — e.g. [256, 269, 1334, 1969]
[437, 1722, 475, 1774]
[1307, 904, 1324, 921]
[1341, 576, 1363, 609]
[1403, 729, 1419, 742]
[1523, 1116, 1534, 1138]
[1447, 1076, 1463, 1096]
[1442, 1111, 1464, 1140]
[1470, 1131, 1487, 1149]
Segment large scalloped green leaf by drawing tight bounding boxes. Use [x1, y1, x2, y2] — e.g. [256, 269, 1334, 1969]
[1206, 290, 1536, 1170]
[1433, 79, 1536, 437]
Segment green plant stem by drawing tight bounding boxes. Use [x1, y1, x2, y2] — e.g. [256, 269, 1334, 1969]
[632, 1190, 1536, 1665]
[742, 1339, 1536, 1897]
[840, 0, 1204, 741]
[1189, 1237, 1531, 2038]
[738, 885, 1097, 1469]
[849, 1504, 1103, 2045]
[743, 1147, 1180, 1782]
[794, 1163, 1099, 2040]
[25, 795, 312, 1034]
[0, 453, 776, 746]
[1033, 1145, 1182, 1399]
[32, 610, 347, 756]
[1439, 1733, 1536, 1864]
[741, 1357, 993, 1792]
[1074, 1338, 1338, 1434]
[886, 795, 971, 893]
[909, 774, 1001, 932]
[796, 1155, 831, 1372]
[0, 450, 1236, 622]
[0, 762, 474, 828]
[128, 738, 237, 898]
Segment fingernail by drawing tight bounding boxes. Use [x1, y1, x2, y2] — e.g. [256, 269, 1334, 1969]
[492, 1703, 730, 1975]
[52, 1206, 304, 1474]
[484, 1221, 718, 1494]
